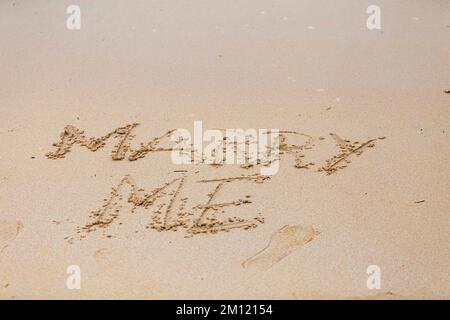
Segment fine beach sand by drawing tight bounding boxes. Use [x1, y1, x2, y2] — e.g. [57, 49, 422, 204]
[1, 0, 450, 299]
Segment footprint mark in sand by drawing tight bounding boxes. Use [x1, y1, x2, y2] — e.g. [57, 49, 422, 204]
[0, 220, 24, 253]
[242, 225, 319, 270]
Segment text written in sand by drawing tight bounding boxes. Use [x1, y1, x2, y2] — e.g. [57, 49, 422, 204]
[46, 124, 385, 241]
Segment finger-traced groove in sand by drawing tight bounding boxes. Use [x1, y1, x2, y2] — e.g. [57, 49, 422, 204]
[319, 133, 382, 175]
[66, 173, 269, 242]
[242, 225, 319, 270]
[46, 125, 385, 175]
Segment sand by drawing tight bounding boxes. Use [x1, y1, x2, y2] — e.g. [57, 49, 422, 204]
[1, 0, 450, 299]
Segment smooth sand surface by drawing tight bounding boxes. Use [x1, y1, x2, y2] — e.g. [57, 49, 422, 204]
[1, 0, 450, 299]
